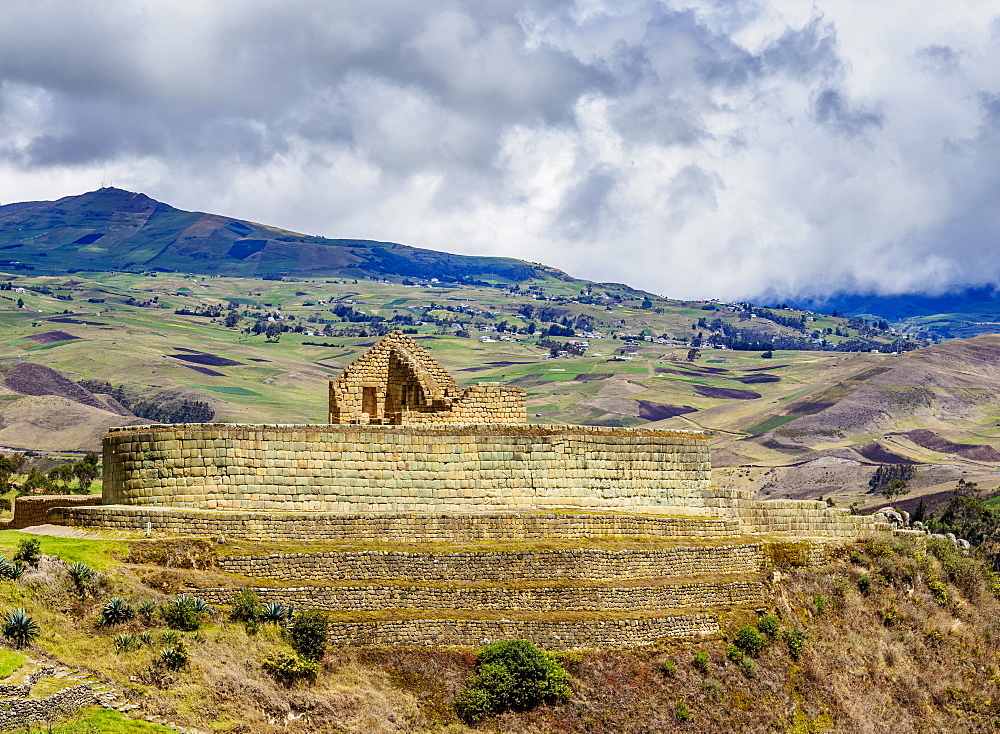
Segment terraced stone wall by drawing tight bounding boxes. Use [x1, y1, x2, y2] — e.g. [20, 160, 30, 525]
[101, 424, 712, 514]
[195, 580, 765, 612]
[50, 506, 740, 542]
[322, 616, 720, 649]
[216, 544, 763, 581]
[1, 495, 101, 530]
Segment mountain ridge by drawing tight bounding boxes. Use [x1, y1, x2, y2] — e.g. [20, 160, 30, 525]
[0, 187, 572, 283]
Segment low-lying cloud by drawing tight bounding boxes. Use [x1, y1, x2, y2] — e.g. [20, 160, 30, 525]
[1, 0, 998, 300]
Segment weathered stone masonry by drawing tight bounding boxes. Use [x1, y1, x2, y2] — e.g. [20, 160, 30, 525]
[100, 424, 713, 515]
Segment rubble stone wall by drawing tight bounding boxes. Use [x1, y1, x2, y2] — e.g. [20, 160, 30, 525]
[216, 544, 764, 581]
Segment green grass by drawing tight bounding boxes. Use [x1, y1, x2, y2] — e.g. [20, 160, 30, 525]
[0, 707, 179, 733]
[744, 415, 799, 436]
[194, 385, 261, 396]
[0, 648, 26, 678]
[0, 531, 125, 571]
[27, 676, 77, 698]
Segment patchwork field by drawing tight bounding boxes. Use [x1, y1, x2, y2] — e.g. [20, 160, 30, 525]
[2, 270, 999, 511]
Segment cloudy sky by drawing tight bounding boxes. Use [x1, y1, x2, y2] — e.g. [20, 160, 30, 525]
[1, 0, 998, 300]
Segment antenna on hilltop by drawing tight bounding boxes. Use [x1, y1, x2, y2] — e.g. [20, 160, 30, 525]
[101, 162, 107, 189]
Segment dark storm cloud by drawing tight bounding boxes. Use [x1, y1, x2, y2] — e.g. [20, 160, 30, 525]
[1, 0, 999, 300]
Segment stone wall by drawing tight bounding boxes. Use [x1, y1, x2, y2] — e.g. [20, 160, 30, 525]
[323, 615, 720, 649]
[195, 579, 764, 612]
[0, 495, 101, 530]
[101, 424, 712, 514]
[50, 506, 740, 542]
[217, 544, 763, 581]
[0, 684, 98, 728]
[327, 331, 525, 425]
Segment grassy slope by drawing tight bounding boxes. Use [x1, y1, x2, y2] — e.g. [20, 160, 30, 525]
[3, 536, 1000, 733]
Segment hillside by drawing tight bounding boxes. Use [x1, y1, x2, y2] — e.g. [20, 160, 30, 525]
[1, 270, 999, 509]
[0, 188, 569, 283]
[2, 532, 999, 733]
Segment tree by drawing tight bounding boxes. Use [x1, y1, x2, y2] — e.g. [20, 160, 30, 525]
[883, 479, 909, 501]
[686, 348, 701, 362]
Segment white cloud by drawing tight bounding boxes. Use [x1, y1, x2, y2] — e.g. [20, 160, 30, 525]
[1, 0, 999, 299]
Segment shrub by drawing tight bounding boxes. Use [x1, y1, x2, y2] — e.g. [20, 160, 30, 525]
[857, 573, 871, 595]
[661, 659, 677, 677]
[157, 643, 189, 671]
[230, 589, 262, 624]
[928, 580, 949, 606]
[738, 655, 757, 679]
[692, 651, 710, 674]
[882, 605, 899, 627]
[287, 610, 329, 661]
[68, 562, 96, 596]
[262, 652, 320, 686]
[100, 597, 135, 626]
[454, 639, 570, 723]
[783, 627, 807, 661]
[1, 608, 40, 648]
[814, 594, 828, 615]
[676, 701, 691, 721]
[726, 645, 743, 662]
[733, 626, 765, 657]
[758, 615, 780, 638]
[161, 595, 209, 631]
[13, 538, 40, 566]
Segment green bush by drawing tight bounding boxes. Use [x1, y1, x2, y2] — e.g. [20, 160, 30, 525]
[738, 656, 757, 679]
[733, 626, 765, 657]
[783, 627, 807, 661]
[287, 610, 329, 661]
[1, 608, 39, 648]
[137, 601, 157, 623]
[813, 594, 828, 615]
[928, 579, 949, 605]
[692, 651, 710, 674]
[676, 701, 691, 721]
[230, 589, 262, 624]
[758, 615, 780, 638]
[262, 652, 320, 686]
[661, 659, 677, 677]
[13, 538, 40, 566]
[161, 595, 209, 631]
[454, 639, 570, 723]
[100, 597, 135, 626]
[726, 645, 743, 662]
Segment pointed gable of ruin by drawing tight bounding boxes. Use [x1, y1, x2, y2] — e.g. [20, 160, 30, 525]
[328, 330, 525, 425]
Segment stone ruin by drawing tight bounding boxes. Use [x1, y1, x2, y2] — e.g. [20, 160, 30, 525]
[45, 332, 908, 649]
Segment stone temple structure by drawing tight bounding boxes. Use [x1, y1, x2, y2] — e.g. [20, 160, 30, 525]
[48, 332, 899, 649]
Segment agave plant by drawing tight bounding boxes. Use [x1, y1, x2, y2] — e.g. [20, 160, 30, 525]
[137, 600, 157, 623]
[189, 597, 212, 616]
[261, 602, 290, 623]
[68, 561, 96, 596]
[157, 643, 189, 671]
[161, 595, 209, 631]
[5, 562, 26, 581]
[138, 631, 154, 647]
[0, 555, 10, 579]
[101, 597, 135, 626]
[160, 631, 180, 646]
[113, 633, 137, 654]
[1, 608, 40, 648]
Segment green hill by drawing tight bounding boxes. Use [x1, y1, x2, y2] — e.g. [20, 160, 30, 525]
[0, 188, 569, 283]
